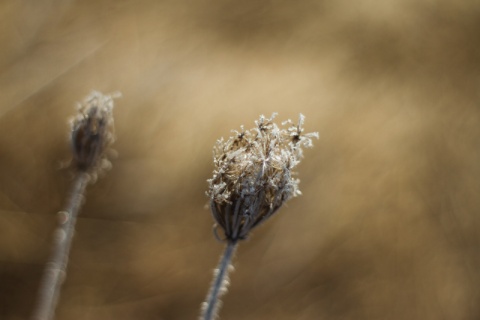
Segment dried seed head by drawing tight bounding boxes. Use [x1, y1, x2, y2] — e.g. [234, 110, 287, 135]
[70, 91, 119, 174]
[207, 113, 318, 241]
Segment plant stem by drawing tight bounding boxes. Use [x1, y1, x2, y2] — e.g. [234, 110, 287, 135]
[201, 240, 238, 320]
[31, 172, 90, 320]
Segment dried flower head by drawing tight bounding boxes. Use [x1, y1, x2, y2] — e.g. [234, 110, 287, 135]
[207, 113, 318, 241]
[70, 91, 119, 173]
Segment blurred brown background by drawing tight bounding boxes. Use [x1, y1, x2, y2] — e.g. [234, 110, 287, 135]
[1, 0, 480, 319]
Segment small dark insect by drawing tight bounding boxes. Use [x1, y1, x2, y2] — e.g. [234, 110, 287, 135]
[292, 133, 300, 143]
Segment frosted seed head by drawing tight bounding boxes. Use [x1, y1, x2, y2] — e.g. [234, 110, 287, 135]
[207, 113, 318, 241]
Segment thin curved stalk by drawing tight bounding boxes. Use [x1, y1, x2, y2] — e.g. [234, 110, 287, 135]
[201, 240, 238, 320]
[31, 172, 89, 320]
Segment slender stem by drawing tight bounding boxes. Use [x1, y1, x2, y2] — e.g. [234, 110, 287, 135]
[201, 240, 239, 320]
[31, 172, 90, 320]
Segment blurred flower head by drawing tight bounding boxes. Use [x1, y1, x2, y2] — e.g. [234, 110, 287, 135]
[207, 113, 318, 241]
[70, 91, 119, 175]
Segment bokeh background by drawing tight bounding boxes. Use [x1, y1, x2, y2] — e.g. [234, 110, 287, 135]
[1, 0, 480, 319]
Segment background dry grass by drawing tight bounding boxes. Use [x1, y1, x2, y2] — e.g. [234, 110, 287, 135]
[1, 1, 480, 319]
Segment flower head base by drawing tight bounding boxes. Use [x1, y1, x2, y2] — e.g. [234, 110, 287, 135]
[70, 91, 119, 174]
[207, 113, 318, 241]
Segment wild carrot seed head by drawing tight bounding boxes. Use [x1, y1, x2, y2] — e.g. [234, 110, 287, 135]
[70, 91, 118, 174]
[207, 113, 318, 241]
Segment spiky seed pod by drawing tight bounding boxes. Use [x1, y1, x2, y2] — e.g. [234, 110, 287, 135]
[70, 91, 118, 173]
[207, 113, 318, 241]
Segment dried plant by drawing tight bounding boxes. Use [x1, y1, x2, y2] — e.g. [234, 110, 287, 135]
[31, 91, 118, 320]
[200, 113, 318, 320]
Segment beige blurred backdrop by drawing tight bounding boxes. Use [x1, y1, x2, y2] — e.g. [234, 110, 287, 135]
[1, 0, 480, 319]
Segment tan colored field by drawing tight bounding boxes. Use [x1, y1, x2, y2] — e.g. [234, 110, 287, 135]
[1, 1, 480, 319]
